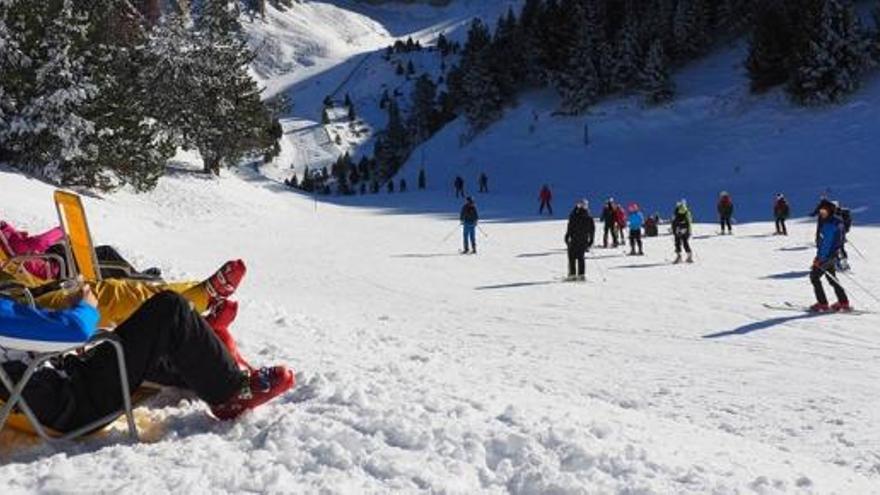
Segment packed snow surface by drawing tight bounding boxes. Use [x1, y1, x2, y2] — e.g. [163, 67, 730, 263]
[2, 1, 880, 493]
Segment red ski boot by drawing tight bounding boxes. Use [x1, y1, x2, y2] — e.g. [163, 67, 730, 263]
[206, 259, 247, 304]
[809, 302, 831, 313]
[211, 366, 295, 420]
[831, 301, 852, 312]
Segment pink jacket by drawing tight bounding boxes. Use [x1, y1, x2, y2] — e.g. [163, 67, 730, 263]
[0, 221, 64, 279]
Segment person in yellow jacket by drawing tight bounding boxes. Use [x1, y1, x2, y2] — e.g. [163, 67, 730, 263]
[34, 260, 246, 328]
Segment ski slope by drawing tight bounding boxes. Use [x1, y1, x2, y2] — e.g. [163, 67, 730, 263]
[1, 165, 879, 493]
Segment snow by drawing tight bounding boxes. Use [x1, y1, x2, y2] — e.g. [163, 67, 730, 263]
[2, 1, 880, 493]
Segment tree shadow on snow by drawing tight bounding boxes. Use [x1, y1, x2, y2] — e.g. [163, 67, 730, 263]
[761, 270, 811, 280]
[702, 313, 821, 339]
[475, 281, 559, 290]
[778, 245, 811, 252]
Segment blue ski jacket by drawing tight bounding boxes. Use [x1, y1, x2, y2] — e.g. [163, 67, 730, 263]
[816, 216, 845, 263]
[0, 298, 99, 357]
[628, 211, 644, 231]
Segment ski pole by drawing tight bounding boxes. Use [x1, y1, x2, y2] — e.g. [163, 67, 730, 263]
[441, 224, 461, 244]
[834, 269, 880, 304]
[846, 240, 868, 262]
[477, 225, 489, 239]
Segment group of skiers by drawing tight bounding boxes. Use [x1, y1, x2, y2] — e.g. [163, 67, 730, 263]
[454, 173, 490, 199]
[455, 189, 857, 312]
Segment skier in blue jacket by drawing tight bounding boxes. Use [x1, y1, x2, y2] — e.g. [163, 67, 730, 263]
[809, 204, 850, 312]
[460, 196, 479, 254]
[0, 286, 293, 431]
[627, 203, 645, 256]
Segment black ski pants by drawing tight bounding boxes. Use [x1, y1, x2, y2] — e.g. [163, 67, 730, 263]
[720, 215, 733, 233]
[775, 217, 787, 235]
[568, 243, 586, 276]
[629, 229, 643, 254]
[603, 222, 618, 247]
[811, 264, 848, 306]
[674, 234, 691, 254]
[1, 292, 241, 433]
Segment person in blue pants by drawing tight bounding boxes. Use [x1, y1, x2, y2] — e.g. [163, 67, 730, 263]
[460, 196, 479, 254]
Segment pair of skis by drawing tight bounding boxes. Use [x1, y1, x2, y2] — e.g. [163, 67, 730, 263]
[762, 302, 872, 315]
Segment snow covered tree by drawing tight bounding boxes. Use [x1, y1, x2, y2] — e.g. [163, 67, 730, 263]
[788, 0, 870, 105]
[746, 0, 796, 92]
[374, 99, 410, 179]
[640, 38, 675, 104]
[550, 3, 600, 114]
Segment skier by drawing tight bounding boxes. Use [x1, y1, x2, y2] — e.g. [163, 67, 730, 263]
[601, 198, 618, 248]
[717, 191, 734, 235]
[399, 178, 407, 192]
[644, 213, 660, 237]
[834, 201, 853, 270]
[627, 203, 645, 256]
[809, 203, 850, 312]
[773, 193, 790, 235]
[387, 180, 395, 193]
[614, 203, 627, 242]
[478, 172, 489, 193]
[564, 199, 595, 281]
[672, 200, 694, 264]
[538, 185, 553, 215]
[454, 176, 465, 198]
[418, 168, 426, 190]
[460, 196, 479, 255]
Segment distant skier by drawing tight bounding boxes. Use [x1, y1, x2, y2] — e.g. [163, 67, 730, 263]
[539, 185, 553, 215]
[809, 203, 850, 312]
[614, 203, 627, 242]
[454, 176, 465, 198]
[627, 203, 645, 256]
[564, 199, 595, 281]
[773, 193, 790, 235]
[717, 191, 734, 235]
[479, 172, 489, 193]
[399, 178, 407, 192]
[672, 200, 694, 264]
[601, 198, 618, 248]
[460, 196, 479, 255]
[387, 180, 395, 193]
[644, 213, 660, 237]
[835, 201, 853, 270]
[418, 169, 426, 190]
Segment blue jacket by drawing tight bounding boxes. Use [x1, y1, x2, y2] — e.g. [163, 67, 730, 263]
[628, 211, 644, 231]
[816, 216, 845, 262]
[0, 299, 99, 353]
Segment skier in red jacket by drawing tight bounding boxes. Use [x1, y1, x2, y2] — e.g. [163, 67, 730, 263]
[539, 185, 553, 215]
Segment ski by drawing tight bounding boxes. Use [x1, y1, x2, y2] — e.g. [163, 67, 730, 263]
[762, 302, 872, 315]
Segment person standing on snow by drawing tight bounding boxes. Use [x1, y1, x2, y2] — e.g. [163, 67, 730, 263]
[601, 198, 618, 248]
[454, 176, 465, 198]
[539, 185, 553, 215]
[460, 196, 479, 254]
[717, 191, 734, 235]
[614, 203, 627, 242]
[418, 169, 427, 190]
[773, 193, 790, 236]
[564, 199, 595, 281]
[809, 203, 850, 312]
[672, 200, 694, 264]
[627, 203, 645, 256]
[479, 172, 489, 193]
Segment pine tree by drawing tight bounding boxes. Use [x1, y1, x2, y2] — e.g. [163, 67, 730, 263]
[640, 39, 675, 104]
[348, 104, 357, 122]
[408, 74, 438, 142]
[610, 22, 642, 92]
[788, 0, 870, 105]
[458, 19, 504, 132]
[673, 0, 711, 60]
[746, 0, 796, 92]
[551, 3, 600, 114]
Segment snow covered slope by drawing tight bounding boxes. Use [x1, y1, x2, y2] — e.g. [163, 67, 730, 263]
[1, 164, 879, 493]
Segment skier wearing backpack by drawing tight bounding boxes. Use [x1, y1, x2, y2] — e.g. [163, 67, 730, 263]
[460, 196, 479, 254]
[717, 191, 734, 235]
[564, 199, 595, 281]
[627, 203, 645, 256]
[601, 198, 618, 248]
[773, 193, 790, 235]
[538, 185, 553, 215]
[672, 200, 694, 264]
[809, 203, 850, 312]
[835, 201, 852, 269]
